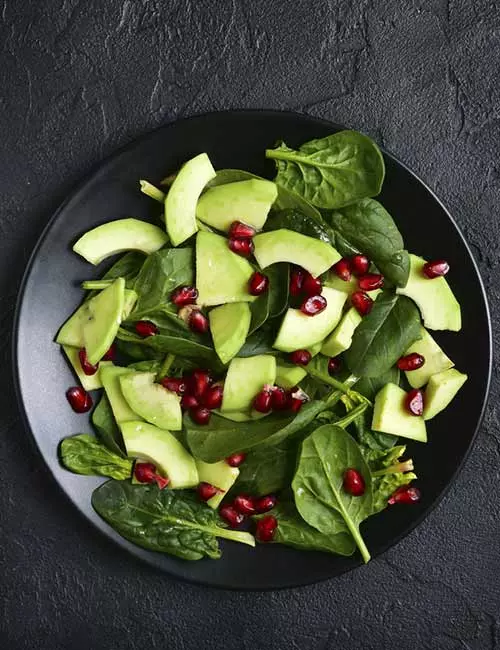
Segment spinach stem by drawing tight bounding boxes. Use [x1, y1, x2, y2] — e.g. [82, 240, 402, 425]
[306, 369, 366, 400]
[158, 353, 175, 379]
[82, 280, 113, 290]
[335, 402, 368, 429]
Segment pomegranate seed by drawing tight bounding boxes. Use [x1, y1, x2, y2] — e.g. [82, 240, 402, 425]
[228, 237, 254, 258]
[181, 394, 199, 410]
[328, 357, 342, 375]
[160, 377, 187, 395]
[233, 494, 256, 515]
[255, 515, 278, 542]
[197, 482, 222, 501]
[302, 271, 322, 297]
[254, 494, 277, 513]
[188, 369, 212, 398]
[66, 387, 93, 413]
[405, 388, 424, 416]
[289, 267, 304, 296]
[248, 271, 269, 296]
[102, 344, 116, 361]
[226, 452, 246, 467]
[332, 258, 352, 282]
[134, 462, 169, 489]
[397, 353, 425, 371]
[78, 348, 98, 375]
[423, 259, 450, 278]
[171, 285, 198, 307]
[358, 273, 384, 292]
[351, 290, 373, 316]
[271, 386, 288, 410]
[219, 504, 244, 528]
[388, 485, 421, 505]
[188, 310, 209, 334]
[289, 396, 305, 413]
[253, 387, 273, 413]
[343, 468, 366, 496]
[228, 221, 256, 239]
[300, 294, 327, 316]
[351, 254, 370, 276]
[289, 349, 312, 366]
[200, 384, 223, 410]
[190, 406, 211, 425]
[135, 320, 159, 337]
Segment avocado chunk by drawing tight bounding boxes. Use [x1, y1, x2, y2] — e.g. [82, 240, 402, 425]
[209, 302, 251, 364]
[321, 307, 362, 357]
[165, 153, 216, 246]
[195, 460, 240, 509]
[372, 383, 427, 443]
[403, 327, 454, 388]
[62, 345, 103, 391]
[253, 229, 340, 278]
[73, 219, 168, 265]
[100, 363, 140, 424]
[424, 368, 467, 421]
[121, 421, 198, 489]
[196, 179, 277, 231]
[221, 355, 276, 413]
[196, 231, 256, 306]
[324, 273, 358, 295]
[396, 254, 461, 331]
[120, 372, 182, 431]
[275, 362, 307, 389]
[273, 287, 347, 352]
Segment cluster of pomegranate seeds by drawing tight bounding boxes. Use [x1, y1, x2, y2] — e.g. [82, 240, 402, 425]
[358, 272, 384, 292]
[397, 353, 425, 371]
[102, 344, 116, 361]
[351, 290, 373, 316]
[200, 384, 224, 409]
[197, 481, 224, 502]
[228, 221, 256, 239]
[289, 349, 312, 366]
[332, 258, 352, 282]
[289, 267, 325, 315]
[248, 271, 269, 296]
[301, 294, 327, 316]
[423, 259, 449, 279]
[170, 285, 209, 335]
[219, 494, 278, 533]
[66, 386, 93, 413]
[78, 348, 98, 375]
[226, 452, 246, 467]
[219, 504, 245, 528]
[135, 320, 159, 338]
[327, 356, 342, 375]
[171, 285, 199, 307]
[388, 485, 421, 505]
[405, 388, 424, 416]
[160, 377, 187, 395]
[255, 515, 278, 542]
[351, 254, 370, 276]
[343, 468, 366, 496]
[176, 369, 222, 425]
[228, 221, 256, 259]
[134, 462, 169, 489]
[253, 385, 307, 414]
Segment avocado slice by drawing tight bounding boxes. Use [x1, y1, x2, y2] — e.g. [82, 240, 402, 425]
[62, 345, 103, 391]
[119, 372, 182, 431]
[324, 273, 359, 295]
[275, 362, 307, 389]
[121, 421, 199, 489]
[73, 219, 168, 265]
[403, 327, 454, 388]
[253, 229, 340, 278]
[165, 153, 216, 246]
[424, 368, 467, 420]
[396, 254, 461, 331]
[209, 302, 251, 364]
[372, 383, 427, 442]
[321, 307, 362, 357]
[196, 231, 256, 306]
[100, 363, 140, 424]
[221, 355, 276, 413]
[195, 460, 240, 509]
[273, 287, 347, 352]
[196, 179, 277, 231]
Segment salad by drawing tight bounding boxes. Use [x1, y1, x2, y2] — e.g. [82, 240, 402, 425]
[56, 130, 467, 564]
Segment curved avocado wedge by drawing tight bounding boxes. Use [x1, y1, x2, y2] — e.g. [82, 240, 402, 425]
[253, 229, 340, 278]
[209, 302, 251, 364]
[165, 153, 216, 246]
[423, 368, 467, 421]
[73, 219, 168, 265]
[321, 307, 362, 357]
[62, 345, 103, 391]
[119, 372, 182, 431]
[403, 327, 454, 389]
[221, 355, 276, 413]
[100, 363, 140, 423]
[121, 421, 198, 489]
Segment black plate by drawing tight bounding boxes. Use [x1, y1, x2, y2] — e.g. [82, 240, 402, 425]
[13, 111, 491, 590]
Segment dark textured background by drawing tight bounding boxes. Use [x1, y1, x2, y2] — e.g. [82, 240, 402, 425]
[1, 1, 499, 648]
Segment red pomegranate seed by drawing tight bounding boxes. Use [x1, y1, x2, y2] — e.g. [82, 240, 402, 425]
[190, 406, 211, 425]
[332, 258, 352, 282]
[135, 320, 159, 337]
[289, 349, 312, 366]
[271, 386, 288, 410]
[66, 387, 93, 413]
[219, 504, 245, 528]
[134, 462, 169, 489]
[188, 310, 209, 334]
[302, 271, 322, 297]
[351, 254, 370, 276]
[397, 353, 425, 371]
[255, 515, 278, 542]
[423, 259, 450, 278]
[200, 384, 224, 410]
[253, 387, 273, 413]
[233, 494, 256, 515]
[188, 369, 212, 398]
[289, 267, 304, 296]
[388, 485, 421, 505]
[181, 394, 199, 410]
[226, 452, 246, 467]
[102, 344, 116, 361]
[171, 285, 198, 307]
[405, 388, 424, 416]
[300, 294, 327, 316]
[351, 290, 373, 316]
[197, 482, 222, 501]
[228, 221, 256, 239]
[328, 357, 342, 375]
[358, 273, 384, 292]
[248, 271, 269, 296]
[289, 396, 305, 413]
[78, 348, 98, 375]
[254, 494, 277, 514]
[229, 237, 254, 258]
[343, 468, 366, 496]
[160, 377, 187, 395]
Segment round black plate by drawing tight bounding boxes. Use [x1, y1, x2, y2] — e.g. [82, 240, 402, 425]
[14, 111, 491, 590]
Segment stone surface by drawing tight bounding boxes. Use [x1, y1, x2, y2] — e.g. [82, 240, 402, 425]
[1, 1, 499, 648]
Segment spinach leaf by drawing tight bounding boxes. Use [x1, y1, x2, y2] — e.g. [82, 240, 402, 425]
[236, 322, 279, 357]
[127, 359, 162, 373]
[264, 209, 332, 244]
[115, 337, 164, 362]
[85, 251, 145, 299]
[249, 263, 289, 333]
[266, 131, 385, 210]
[355, 367, 400, 401]
[292, 424, 373, 563]
[345, 292, 422, 378]
[60, 434, 132, 479]
[92, 394, 125, 456]
[326, 199, 409, 287]
[91, 481, 254, 560]
[234, 439, 300, 496]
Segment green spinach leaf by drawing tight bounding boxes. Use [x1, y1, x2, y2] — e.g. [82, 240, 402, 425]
[236, 322, 279, 357]
[249, 263, 289, 333]
[60, 434, 132, 479]
[92, 394, 125, 456]
[264, 209, 332, 244]
[85, 251, 145, 299]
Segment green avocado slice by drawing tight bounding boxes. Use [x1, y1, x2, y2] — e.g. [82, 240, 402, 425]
[372, 383, 427, 442]
[119, 372, 182, 431]
[209, 302, 251, 364]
